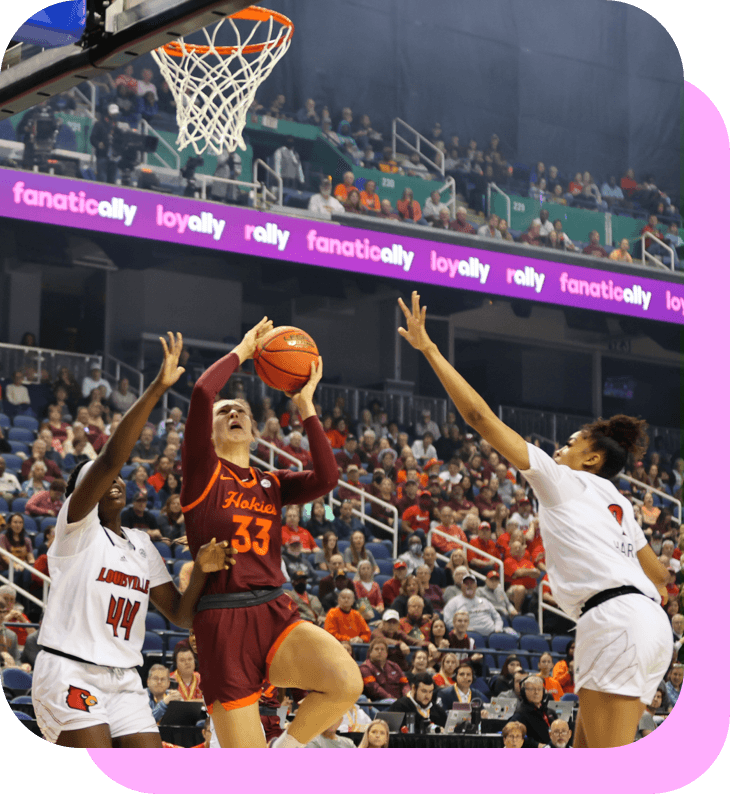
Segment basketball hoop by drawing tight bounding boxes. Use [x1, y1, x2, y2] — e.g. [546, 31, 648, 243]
[151, 6, 294, 155]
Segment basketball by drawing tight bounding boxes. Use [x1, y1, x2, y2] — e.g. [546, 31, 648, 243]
[253, 326, 319, 393]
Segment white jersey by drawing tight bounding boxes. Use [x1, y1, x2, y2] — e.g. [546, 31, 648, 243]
[519, 444, 660, 621]
[38, 497, 171, 668]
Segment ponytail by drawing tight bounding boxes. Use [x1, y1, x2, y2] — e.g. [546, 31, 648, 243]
[582, 414, 649, 480]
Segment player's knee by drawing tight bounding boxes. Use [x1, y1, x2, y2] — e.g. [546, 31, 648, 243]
[331, 664, 363, 703]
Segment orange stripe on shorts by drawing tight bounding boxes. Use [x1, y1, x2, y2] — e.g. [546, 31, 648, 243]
[265, 620, 304, 676]
[209, 690, 262, 713]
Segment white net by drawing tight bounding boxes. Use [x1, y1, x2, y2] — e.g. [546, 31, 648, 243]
[151, 8, 293, 155]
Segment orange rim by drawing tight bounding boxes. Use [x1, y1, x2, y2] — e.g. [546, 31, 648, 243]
[160, 6, 293, 57]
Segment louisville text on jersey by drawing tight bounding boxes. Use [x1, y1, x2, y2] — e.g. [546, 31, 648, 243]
[95, 566, 150, 594]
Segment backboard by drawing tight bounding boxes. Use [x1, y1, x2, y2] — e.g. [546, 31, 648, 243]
[0, 0, 258, 117]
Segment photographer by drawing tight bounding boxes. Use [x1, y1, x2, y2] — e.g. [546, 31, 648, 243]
[90, 104, 121, 184]
[19, 102, 61, 171]
[389, 672, 447, 732]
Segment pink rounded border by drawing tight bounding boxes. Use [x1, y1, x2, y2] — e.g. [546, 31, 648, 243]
[81, 80, 728, 794]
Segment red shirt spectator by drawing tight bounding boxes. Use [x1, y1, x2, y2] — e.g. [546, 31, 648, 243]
[468, 533, 501, 569]
[450, 209, 476, 234]
[397, 189, 423, 222]
[582, 230, 608, 258]
[382, 562, 408, 606]
[431, 506, 467, 554]
[360, 651, 410, 700]
[25, 481, 66, 517]
[620, 169, 637, 197]
[504, 546, 539, 590]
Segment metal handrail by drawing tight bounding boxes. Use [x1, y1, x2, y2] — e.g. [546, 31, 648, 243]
[391, 118, 445, 176]
[252, 158, 283, 206]
[487, 182, 511, 227]
[103, 352, 144, 397]
[425, 528, 502, 586]
[252, 437, 304, 471]
[537, 579, 575, 634]
[641, 232, 674, 271]
[140, 119, 181, 171]
[196, 173, 258, 201]
[69, 83, 97, 120]
[619, 474, 682, 526]
[327, 481, 399, 557]
[0, 548, 50, 610]
[440, 176, 457, 218]
[0, 342, 101, 386]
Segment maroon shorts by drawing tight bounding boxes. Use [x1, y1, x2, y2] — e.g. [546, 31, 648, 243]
[193, 593, 303, 712]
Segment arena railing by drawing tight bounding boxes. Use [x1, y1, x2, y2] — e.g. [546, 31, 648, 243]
[103, 352, 144, 398]
[0, 342, 102, 388]
[486, 182, 511, 227]
[0, 548, 50, 610]
[327, 483, 398, 557]
[621, 475, 682, 526]
[426, 527, 504, 588]
[537, 578, 575, 634]
[391, 118, 445, 177]
[641, 232, 675, 271]
[250, 437, 304, 471]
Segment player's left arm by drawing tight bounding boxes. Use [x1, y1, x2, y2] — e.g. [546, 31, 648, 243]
[150, 539, 237, 628]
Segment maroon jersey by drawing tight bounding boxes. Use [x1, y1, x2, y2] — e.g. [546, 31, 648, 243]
[181, 352, 338, 596]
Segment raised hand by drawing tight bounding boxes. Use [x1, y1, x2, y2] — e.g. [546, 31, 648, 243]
[155, 332, 185, 390]
[397, 291, 433, 352]
[286, 357, 323, 418]
[196, 538, 238, 573]
[236, 317, 275, 362]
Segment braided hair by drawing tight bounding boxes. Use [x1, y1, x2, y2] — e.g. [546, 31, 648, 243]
[581, 414, 649, 480]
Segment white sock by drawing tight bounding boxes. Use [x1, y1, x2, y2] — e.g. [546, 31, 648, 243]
[272, 729, 304, 748]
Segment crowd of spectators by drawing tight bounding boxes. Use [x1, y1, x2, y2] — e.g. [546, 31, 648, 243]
[2, 58, 683, 269]
[1, 342, 684, 745]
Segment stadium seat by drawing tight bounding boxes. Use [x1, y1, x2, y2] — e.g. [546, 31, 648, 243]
[39, 516, 57, 533]
[337, 540, 349, 554]
[551, 635, 574, 655]
[8, 441, 29, 455]
[142, 631, 164, 653]
[374, 574, 390, 589]
[0, 413, 10, 428]
[12, 710, 32, 721]
[281, 582, 293, 590]
[21, 514, 36, 532]
[10, 695, 35, 718]
[520, 635, 550, 654]
[12, 416, 39, 432]
[120, 465, 137, 480]
[467, 631, 488, 651]
[482, 653, 496, 672]
[313, 569, 329, 580]
[2, 668, 33, 695]
[153, 541, 172, 559]
[488, 633, 519, 652]
[34, 533, 46, 550]
[11, 497, 28, 513]
[145, 612, 167, 632]
[381, 540, 393, 555]
[0, 496, 8, 512]
[376, 559, 393, 577]
[366, 542, 391, 560]
[472, 677, 491, 697]
[511, 615, 540, 635]
[8, 428, 34, 444]
[560, 693, 579, 702]
[174, 547, 193, 561]
[2, 455, 23, 474]
[497, 653, 529, 671]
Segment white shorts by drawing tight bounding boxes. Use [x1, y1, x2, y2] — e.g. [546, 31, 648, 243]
[31, 650, 158, 744]
[574, 593, 673, 705]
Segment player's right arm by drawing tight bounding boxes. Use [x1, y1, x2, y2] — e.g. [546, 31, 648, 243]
[398, 292, 530, 471]
[67, 333, 185, 524]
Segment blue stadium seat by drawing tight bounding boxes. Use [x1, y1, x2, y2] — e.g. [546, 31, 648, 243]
[381, 540, 393, 555]
[34, 532, 47, 550]
[366, 542, 391, 560]
[22, 515, 37, 532]
[120, 465, 137, 480]
[2, 455, 23, 474]
[488, 633, 519, 652]
[467, 631, 488, 651]
[337, 540, 349, 553]
[174, 546, 193, 561]
[142, 632, 164, 653]
[374, 574, 390, 589]
[313, 569, 329, 580]
[13, 710, 32, 721]
[8, 441, 29, 455]
[12, 416, 39, 432]
[0, 413, 10, 428]
[360, 473, 373, 485]
[153, 541, 172, 559]
[511, 615, 540, 635]
[10, 695, 34, 718]
[377, 559, 393, 577]
[472, 677, 491, 697]
[39, 516, 57, 533]
[0, 497, 8, 512]
[560, 693, 579, 702]
[481, 654, 497, 675]
[8, 428, 34, 444]
[11, 497, 28, 513]
[2, 668, 33, 694]
[551, 635, 574, 655]
[520, 635, 550, 654]
[282, 582, 293, 590]
[145, 612, 167, 632]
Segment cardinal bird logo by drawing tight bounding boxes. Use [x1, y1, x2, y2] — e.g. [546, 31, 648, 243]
[66, 685, 98, 712]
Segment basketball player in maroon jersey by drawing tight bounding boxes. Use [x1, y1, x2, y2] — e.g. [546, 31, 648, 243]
[181, 318, 362, 747]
